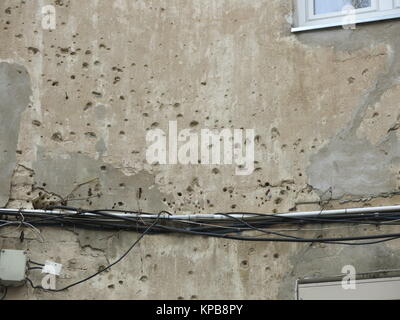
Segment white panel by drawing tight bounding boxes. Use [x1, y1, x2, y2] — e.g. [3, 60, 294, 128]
[298, 277, 400, 300]
[379, 0, 395, 10]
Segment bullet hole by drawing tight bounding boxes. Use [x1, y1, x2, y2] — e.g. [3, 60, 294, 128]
[139, 275, 148, 282]
[200, 81, 207, 86]
[119, 95, 125, 100]
[190, 120, 199, 127]
[347, 76, 355, 84]
[177, 192, 182, 196]
[92, 91, 102, 97]
[27, 47, 39, 54]
[119, 280, 123, 285]
[108, 284, 115, 289]
[274, 197, 282, 205]
[100, 165, 107, 171]
[173, 103, 180, 108]
[191, 295, 198, 300]
[271, 127, 280, 139]
[240, 260, 249, 268]
[51, 132, 63, 142]
[85, 132, 97, 138]
[85, 50, 92, 55]
[113, 76, 121, 84]
[82, 62, 89, 68]
[151, 122, 159, 128]
[84, 102, 93, 111]
[212, 168, 220, 174]
[52, 81, 59, 86]
[145, 254, 152, 259]
[32, 120, 41, 127]
[118, 202, 124, 206]
[188, 270, 194, 275]
[273, 253, 279, 259]
[70, 75, 75, 79]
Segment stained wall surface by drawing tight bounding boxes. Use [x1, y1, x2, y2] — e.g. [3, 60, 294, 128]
[1, 0, 400, 299]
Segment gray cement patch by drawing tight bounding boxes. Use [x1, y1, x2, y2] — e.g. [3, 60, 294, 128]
[32, 149, 172, 213]
[0, 62, 31, 206]
[307, 135, 398, 198]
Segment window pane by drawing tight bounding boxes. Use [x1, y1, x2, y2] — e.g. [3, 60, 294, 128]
[314, 0, 371, 15]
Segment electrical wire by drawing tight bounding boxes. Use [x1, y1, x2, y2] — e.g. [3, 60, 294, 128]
[29, 260, 44, 267]
[2, 206, 400, 245]
[2, 205, 398, 295]
[26, 212, 162, 292]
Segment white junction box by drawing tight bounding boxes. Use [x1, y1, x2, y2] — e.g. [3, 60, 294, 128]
[0, 249, 27, 287]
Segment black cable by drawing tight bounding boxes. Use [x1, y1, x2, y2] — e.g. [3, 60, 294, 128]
[144, 221, 400, 244]
[26, 212, 162, 292]
[4, 206, 400, 245]
[29, 260, 44, 267]
[28, 267, 43, 271]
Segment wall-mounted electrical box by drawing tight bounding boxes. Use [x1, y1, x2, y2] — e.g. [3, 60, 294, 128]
[0, 249, 27, 287]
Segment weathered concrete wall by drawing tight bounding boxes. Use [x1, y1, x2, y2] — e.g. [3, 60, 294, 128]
[1, 0, 400, 299]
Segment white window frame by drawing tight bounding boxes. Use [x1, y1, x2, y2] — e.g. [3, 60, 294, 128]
[292, 0, 400, 32]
